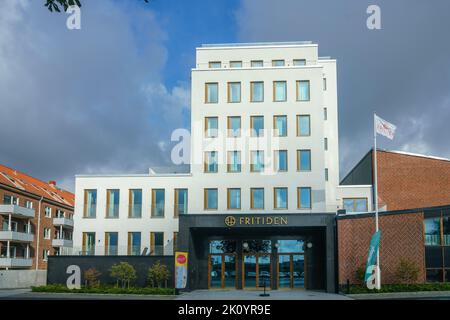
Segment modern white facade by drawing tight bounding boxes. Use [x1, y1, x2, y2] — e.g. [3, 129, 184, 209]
[73, 42, 371, 256]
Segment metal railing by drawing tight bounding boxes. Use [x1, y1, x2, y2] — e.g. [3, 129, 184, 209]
[54, 245, 174, 257]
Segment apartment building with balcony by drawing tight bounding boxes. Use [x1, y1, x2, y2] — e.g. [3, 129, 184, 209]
[0, 164, 74, 269]
[74, 42, 369, 292]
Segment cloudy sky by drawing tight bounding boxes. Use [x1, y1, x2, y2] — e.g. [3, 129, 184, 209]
[1, 0, 449, 191]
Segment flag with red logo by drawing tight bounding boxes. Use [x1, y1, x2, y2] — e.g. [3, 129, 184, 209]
[375, 114, 396, 140]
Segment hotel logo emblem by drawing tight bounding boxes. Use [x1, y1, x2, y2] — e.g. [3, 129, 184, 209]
[224, 216, 236, 227]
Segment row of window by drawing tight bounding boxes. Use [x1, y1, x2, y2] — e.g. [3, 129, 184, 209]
[205, 114, 318, 138]
[84, 189, 188, 219]
[42, 228, 73, 241]
[2, 194, 72, 219]
[83, 186, 314, 218]
[82, 231, 177, 256]
[208, 59, 307, 69]
[204, 149, 319, 174]
[205, 80, 325, 104]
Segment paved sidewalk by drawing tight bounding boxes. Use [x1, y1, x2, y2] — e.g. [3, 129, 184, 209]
[176, 289, 351, 300]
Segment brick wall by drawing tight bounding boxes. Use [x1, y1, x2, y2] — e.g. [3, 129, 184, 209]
[337, 211, 426, 285]
[377, 151, 450, 211]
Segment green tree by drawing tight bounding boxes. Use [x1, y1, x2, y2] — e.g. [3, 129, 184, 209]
[84, 267, 102, 288]
[147, 261, 170, 288]
[110, 262, 137, 288]
[44, 0, 150, 12]
[395, 258, 419, 284]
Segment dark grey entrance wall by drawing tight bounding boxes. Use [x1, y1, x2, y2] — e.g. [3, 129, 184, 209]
[178, 213, 337, 293]
[47, 256, 174, 287]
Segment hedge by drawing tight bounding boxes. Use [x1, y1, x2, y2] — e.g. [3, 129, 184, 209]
[345, 283, 450, 294]
[31, 284, 175, 295]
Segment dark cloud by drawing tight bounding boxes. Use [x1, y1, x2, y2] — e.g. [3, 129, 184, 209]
[0, 0, 190, 191]
[236, 0, 450, 178]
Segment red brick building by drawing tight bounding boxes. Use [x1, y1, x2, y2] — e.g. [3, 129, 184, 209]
[0, 164, 74, 270]
[341, 149, 450, 211]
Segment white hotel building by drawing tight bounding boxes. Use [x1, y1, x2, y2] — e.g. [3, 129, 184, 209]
[73, 42, 372, 292]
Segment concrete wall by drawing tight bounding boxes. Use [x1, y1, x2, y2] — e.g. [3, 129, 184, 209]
[0, 270, 46, 289]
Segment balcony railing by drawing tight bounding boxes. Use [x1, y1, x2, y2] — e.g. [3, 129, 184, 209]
[0, 230, 34, 242]
[0, 204, 35, 219]
[0, 257, 33, 268]
[52, 238, 73, 248]
[53, 217, 74, 228]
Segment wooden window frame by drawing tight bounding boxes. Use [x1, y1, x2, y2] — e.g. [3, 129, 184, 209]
[83, 189, 96, 218]
[204, 151, 218, 173]
[250, 150, 264, 172]
[296, 80, 311, 102]
[273, 115, 287, 137]
[296, 115, 311, 137]
[205, 82, 218, 104]
[227, 82, 241, 103]
[229, 61, 242, 68]
[151, 189, 165, 218]
[128, 189, 142, 218]
[250, 81, 264, 103]
[208, 61, 221, 68]
[274, 187, 288, 210]
[293, 59, 306, 66]
[274, 150, 288, 172]
[227, 151, 241, 173]
[205, 117, 218, 138]
[227, 188, 241, 210]
[343, 198, 368, 213]
[298, 187, 312, 209]
[204, 188, 218, 211]
[273, 81, 287, 102]
[174, 189, 188, 217]
[227, 116, 241, 138]
[250, 116, 264, 137]
[272, 59, 285, 67]
[251, 60, 264, 67]
[250, 188, 264, 210]
[297, 149, 311, 172]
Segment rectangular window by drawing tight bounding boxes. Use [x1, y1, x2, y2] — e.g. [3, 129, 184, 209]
[324, 138, 328, 151]
[324, 108, 328, 120]
[82, 232, 95, 256]
[83, 190, 97, 218]
[251, 60, 263, 67]
[250, 188, 264, 210]
[43, 250, 50, 261]
[424, 217, 441, 246]
[227, 116, 241, 137]
[250, 151, 264, 172]
[174, 189, 188, 217]
[250, 81, 264, 102]
[105, 232, 118, 256]
[227, 188, 241, 210]
[228, 82, 241, 103]
[293, 59, 306, 66]
[204, 188, 218, 210]
[128, 232, 141, 256]
[25, 200, 33, 209]
[44, 206, 52, 218]
[150, 232, 164, 255]
[275, 150, 288, 172]
[151, 189, 165, 218]
[205, 117, 218, 138]
[227, 151, 241, 173]
[325, 168, 329, 181]
[204, 151, 218, 173]
[272, 60, 285, 67]
[273, 115, 287, 137]
[250, 116, 264, 137]
[297, 115, 311, 136]
[274, 188, 288, 209]
[297, 80, 310, 101]
[323, 78, 327, 91]
[343, 198, 368, 213]
[298, 187, 312, 209]
[44, 228, 51, 240]
[273, 81, 287, 102]
[205, 83, 218, 103]
[129, 189, 142, 218]
[297, 150, 311, 171]
[209, 61, 221, 68]
[230, 61, 242, 68]
[3, 194, 18, 205]
[443, 217, 450, 246]
[106, 189, 119, 218]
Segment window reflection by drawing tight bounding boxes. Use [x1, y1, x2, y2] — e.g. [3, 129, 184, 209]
[210, 240, 237, 254]
[243, 240, 271, 253]
[424, 218, 441, 246]
[277, 240, 304, 253]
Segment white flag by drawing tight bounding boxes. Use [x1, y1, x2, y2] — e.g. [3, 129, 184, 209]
[375, 114, 396, 140]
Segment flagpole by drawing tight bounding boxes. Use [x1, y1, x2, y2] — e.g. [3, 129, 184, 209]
[373, 113, 381, 290]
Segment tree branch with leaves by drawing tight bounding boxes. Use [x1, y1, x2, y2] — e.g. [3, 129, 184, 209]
[44, 0, 150, 12]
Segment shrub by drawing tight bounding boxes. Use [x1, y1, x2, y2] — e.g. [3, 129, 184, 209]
[355, 264, 366, 284]
[110, 262, 137, 288]
[147, 260, 170, 288]
[84, 268, 102, 288]
[395, 258, 419, 284]
[31, 285, 175, 295]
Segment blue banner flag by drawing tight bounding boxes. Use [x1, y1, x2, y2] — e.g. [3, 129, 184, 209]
[364, 231, 381, 282]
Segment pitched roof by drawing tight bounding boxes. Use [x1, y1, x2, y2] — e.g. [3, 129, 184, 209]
[0, 164, 74, 207]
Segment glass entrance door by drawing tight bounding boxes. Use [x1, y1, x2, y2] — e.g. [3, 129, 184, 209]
[277, 254, 305, 289]
[243, 254, 271, 289]
[208, 254, 237, 289]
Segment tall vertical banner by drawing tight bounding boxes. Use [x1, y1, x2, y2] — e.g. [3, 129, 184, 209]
[364, 231, 381, 289]
[175, 251, 188, 289]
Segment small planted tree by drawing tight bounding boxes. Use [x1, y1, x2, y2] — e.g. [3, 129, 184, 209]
[84, 268, 102, 288]
[147, 261, 170, 288]
[355, 264, 366, 284]
[395, 258, 419, 284]
[110, 262, 137, 288]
